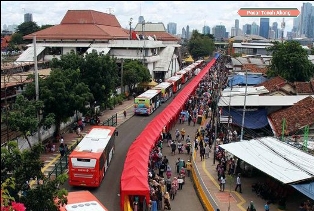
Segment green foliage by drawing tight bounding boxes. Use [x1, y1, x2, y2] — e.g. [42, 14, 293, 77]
[267, 41, 314, 82]
[16, 21, 40, 36]
[123, 59, 151, 93]
[9, 33, 24, 45]
[187, 30, 215, 60]
[7, 95, 43, 148]
[81, 50, 119, 106]
[311, 47, 314, 55]
[37, 68, 93, 136]
[1, 141, 68, 211]
[40, 24, 54, 30]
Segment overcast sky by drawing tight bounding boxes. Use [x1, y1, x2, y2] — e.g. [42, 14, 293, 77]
[1, 1, 309, 34]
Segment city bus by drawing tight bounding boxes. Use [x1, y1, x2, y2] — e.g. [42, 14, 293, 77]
[68, 125, 116, 187]
[151, 81, 173, 103]
[134, 89, 162, 115]
[166, 75, 182, 93]
[175, 69, 189, 84]
[59, 191, 109, 211]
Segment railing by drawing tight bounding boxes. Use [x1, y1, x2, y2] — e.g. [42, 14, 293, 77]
[47, 139, 79, 179]
[102, 113, 118, 126]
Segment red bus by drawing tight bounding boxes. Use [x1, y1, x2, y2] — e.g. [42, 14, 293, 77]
[175, 69, 189, 84]
[59, 191, 109, 211]
[68, 125, 116, 187]
[166, 75, 182, 93]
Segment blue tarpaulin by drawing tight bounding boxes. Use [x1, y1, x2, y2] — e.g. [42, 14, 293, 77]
[222, 108, 268, 129]
[291, 181, 314, 200]
[228, 74, 267, 87]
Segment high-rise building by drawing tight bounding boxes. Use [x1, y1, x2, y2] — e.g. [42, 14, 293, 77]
[243, 24, 252, 35]
[202, 25, 210, 35]
[181, 27, 186, 39]
[259, 18, 270, 39]
[167, 22, 177, 35]
[272, 22, 278, 39]
[300, 2, 313, 38]
[251, 22, 259, 35]
[138, 16, 145, 24]
[24, 13, 33, 22]
[186, 25, 190, 39]
[235, 19, 239, 36]
[213, 25, 226, 41]
[231, 27, 236, 37]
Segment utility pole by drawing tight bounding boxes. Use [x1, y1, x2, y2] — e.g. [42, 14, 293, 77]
[240, 69, 248, 141]
[121, 59, 124, 95]
[34, 35, 41, 142]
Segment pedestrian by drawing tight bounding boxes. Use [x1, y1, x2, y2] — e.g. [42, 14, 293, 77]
[219, 174, 226, 192]
[170, 141, 176, 155]
[164, 192, 171, 210]
[185, 141, 191, 155]
[60, 136, 64, 144]
[177, 174, 184, 190]
[123, 110, 127, 118]
[59, 143, 65, 157]
[200, 146, 205, 161]
[247, 201, 256, 211]
[235, 173, 242, 193]
[185, 160, 192, 177]
[264, 201, 270, 211]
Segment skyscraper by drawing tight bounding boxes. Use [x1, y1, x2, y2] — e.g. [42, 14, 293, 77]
[213, 25, 226, 41]
[243, 24, 252, 35]
[259, 18, 270, 39]
[186, 25, 190, 40]
[167, 22, 177, 35]
[251, 22, 259, 35]
[272, 22, 278, 39]
[203, 25, 210, 35]
[138, 16, 145, 24]
[181, 27, 186, 39]
[300, 2, 313, 38]
[235, 19, 239, 36]
[24, 13, 33, 22]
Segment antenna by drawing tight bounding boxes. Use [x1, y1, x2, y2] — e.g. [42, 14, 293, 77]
[107, 8, 114, 14]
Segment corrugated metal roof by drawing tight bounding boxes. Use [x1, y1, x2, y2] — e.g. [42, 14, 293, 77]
[220, 137, 314, 184]
[218, 95, 314, 107]
[134, 23, 166, 32]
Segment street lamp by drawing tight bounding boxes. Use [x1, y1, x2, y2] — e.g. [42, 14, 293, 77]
[129, 18, 133, 40]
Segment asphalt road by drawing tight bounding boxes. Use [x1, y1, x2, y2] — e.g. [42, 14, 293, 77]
[62, 82, 205, 211]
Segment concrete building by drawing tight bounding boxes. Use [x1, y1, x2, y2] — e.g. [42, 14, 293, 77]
[259, 18, 270, 39]
[167, 22, 177, 35]
[24, 13, 33, 22]
[17, 10, 181, 82]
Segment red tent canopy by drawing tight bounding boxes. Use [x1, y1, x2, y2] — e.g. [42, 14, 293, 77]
[120, 55, 219, 211]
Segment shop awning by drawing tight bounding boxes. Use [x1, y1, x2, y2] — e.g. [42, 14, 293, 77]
[291, 182, 314, 200]
[219, 137, 314, 184]
[16, 46, 46, 62]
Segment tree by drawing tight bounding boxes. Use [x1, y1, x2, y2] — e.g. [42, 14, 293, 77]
[187, 30, 215, 60]
[6, 94, 54, 149]
[267, 41, 314, 82]
[1, 141, 68, 211]
[81, 51, 119, 107]
[35, 68, 93, 137]
[123, 59, 151, 94]
[40, 24, 54, 30]
[15, 21, 40, 36]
